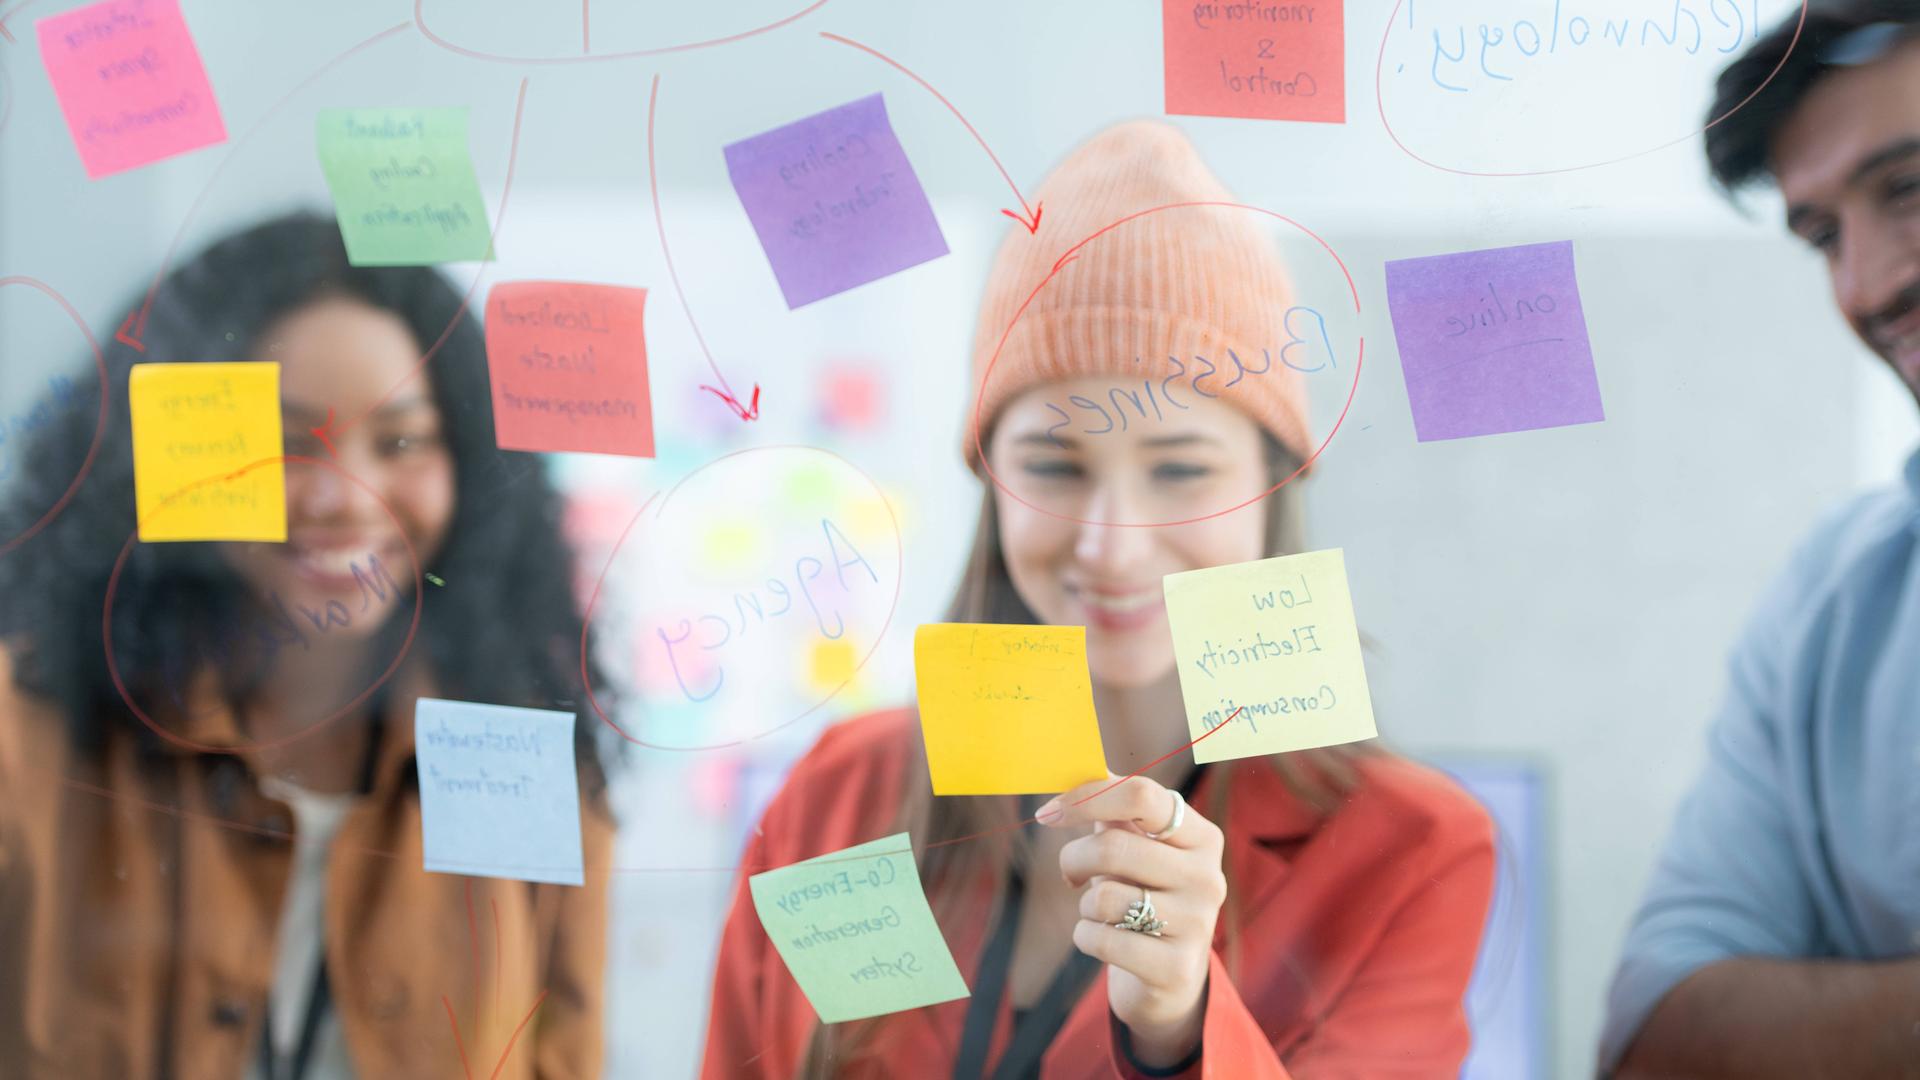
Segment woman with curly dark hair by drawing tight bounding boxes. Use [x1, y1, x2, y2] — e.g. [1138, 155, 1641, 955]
[0, 212, 615, 1079]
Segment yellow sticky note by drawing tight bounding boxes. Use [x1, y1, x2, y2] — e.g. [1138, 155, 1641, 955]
[1163, 549, 1377, 764]
[129, 362, 285, 542]
[912, 623, 1108, 795]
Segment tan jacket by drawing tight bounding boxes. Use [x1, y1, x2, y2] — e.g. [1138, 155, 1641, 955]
[0, 647, 613, 1078]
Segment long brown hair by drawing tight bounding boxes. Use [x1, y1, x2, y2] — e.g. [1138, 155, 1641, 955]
[794, 434, 1377, 1077]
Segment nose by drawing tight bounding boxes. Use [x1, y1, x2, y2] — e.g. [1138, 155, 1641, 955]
[1836, 209, 1920, 325]
[289, 454, 380, 522]
[1073, 477, 1154, 570]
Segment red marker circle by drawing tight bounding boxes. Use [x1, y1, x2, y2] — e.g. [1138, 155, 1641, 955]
[972, 201, 1365, 529]
[102, 455, 424, 755]
[580, 444, 903, 752]
[0, 277, 110, 560]
[1373, 0, 1810, 177]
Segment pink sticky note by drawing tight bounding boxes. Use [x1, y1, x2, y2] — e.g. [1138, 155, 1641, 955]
[484, 281, 655, 458]
[1164, 0, 1344, 124]
[37, 0, 227, 179]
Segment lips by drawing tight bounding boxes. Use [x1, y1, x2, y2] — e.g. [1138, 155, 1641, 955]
[1070, 583, 1164, 633]
[282, 535, 403, 591]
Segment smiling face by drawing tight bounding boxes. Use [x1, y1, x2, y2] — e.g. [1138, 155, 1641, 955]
[985, 377, 1274, 688]
[216, 295, 455, 636]
[1774, 36, 1920, 401]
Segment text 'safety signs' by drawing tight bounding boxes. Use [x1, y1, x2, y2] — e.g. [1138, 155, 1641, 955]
[723, 93, 950, 309]
[913, 623, 1108, 796]
[128, 361, 284, 543]
[414, 697, 584, 887]
[484, 281, 654, 457]
[316, 106, 494, 266]
[1163, 548, 1377, 763]
[1385, 240, 1604, 442]
[37, 0, 228, 178]
[748, 832, 970, 1023]
[1164, 0, 1345, 123]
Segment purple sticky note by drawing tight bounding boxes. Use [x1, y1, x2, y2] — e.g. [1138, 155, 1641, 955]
[723, 94, 949, 309]
[1385, 241, 1605, 442]
[37, 0, 228, 179]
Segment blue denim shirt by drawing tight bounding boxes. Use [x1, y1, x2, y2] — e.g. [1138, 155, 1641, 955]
[1598, 449, 1920, 1073]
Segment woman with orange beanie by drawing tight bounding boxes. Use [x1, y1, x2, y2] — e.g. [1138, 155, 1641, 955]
[700, 121, 1495, 1079]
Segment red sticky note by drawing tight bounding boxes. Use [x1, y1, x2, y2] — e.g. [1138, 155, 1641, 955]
[484, 282, 655, 458]
[1163, 0, 1344, 124]
[37, 0, 228, 179]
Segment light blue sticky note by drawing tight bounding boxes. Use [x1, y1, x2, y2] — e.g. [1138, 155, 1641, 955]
[414, 697, 584, 886]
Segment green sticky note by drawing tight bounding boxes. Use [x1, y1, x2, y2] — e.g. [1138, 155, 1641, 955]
[748, 833, 969, 1023]
[316, 107, 493, 266]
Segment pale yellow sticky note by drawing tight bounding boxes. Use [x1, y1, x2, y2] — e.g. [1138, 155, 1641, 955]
[912, 623, 1108, 795]
[1163, 549, 1377, 764]
[129, 362, 285, 542]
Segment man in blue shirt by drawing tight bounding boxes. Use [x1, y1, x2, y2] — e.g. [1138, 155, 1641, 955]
[1602, 4, 1920, 1076]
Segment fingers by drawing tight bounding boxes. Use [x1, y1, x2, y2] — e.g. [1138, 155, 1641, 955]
[1038, 774, 1219, 851]
[1071, 918, 1207, 988]
[1058, 826, 1190, 891]
[1079, 877, 1181, 930]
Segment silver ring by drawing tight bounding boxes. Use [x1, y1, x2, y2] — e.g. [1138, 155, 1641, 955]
[1144, 789, 1185, 841]
[1114, 887, 1167, 937]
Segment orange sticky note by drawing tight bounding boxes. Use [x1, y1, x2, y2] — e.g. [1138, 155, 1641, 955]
[484, 281, 654, 457]
[913, 623, 1108, 796]
[129, 362, 284, 542]
[1163, 0, 1345, 124]
[37, 0, 228, 179]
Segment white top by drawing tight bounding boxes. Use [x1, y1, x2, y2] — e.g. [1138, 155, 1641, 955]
[248, 776, 358, 1080]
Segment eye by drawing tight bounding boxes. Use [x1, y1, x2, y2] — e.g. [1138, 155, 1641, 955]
[1020, 459, 1083, 480]
[1801, 221, 1840, 256]
[380, 431, 441, 456]
[1152, 462, 1212, 482]
[1886, 172, 1920, 208]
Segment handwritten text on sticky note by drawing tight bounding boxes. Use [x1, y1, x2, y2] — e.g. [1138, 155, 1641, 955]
[1385, 240, 1604, 442]
[316, 107, 493, 266]
[724, 93, 949, 309]
[1163, 0, 1345, 124]
[37, 0, 228, 178]
[913, 623, 1108, 795]
[748, 833, 969, 1023]
[415, 697, 584, 887]
[129, 362, 284, 543]
[484, 281, 654, 457]
[1164, 549, 1376, 763]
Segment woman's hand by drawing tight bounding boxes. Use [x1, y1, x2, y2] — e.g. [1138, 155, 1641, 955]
[1037, 774, 1227, 1068]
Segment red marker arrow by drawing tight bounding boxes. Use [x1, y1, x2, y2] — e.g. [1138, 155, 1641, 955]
[648, 73, 760, 424]
[114, 311, 146, 353]
[817, 30, 1044, 235]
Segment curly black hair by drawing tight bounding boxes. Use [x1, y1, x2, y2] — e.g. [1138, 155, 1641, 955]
[0, 211, 613, 789]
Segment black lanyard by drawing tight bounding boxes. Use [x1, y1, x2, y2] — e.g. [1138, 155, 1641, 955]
[953, 770, 1208, 1080]
[952, 866, 1102, 1080]
[256, 958, 332, 1080]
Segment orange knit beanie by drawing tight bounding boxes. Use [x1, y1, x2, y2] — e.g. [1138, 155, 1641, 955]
[963, 120, 1314, 471]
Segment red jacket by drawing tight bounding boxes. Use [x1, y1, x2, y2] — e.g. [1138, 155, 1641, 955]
[701, 710, 1495, 1079]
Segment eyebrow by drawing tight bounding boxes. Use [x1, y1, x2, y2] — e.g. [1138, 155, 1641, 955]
[1785, 136, 1920, 231]
[1141, 433, 1219, 448]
